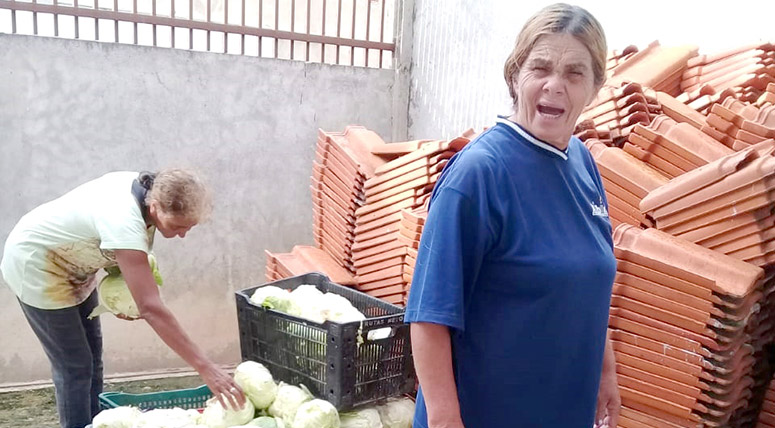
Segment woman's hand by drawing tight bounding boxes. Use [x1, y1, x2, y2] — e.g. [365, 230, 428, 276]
[198, 362, 246, 410]
[115, 313, 141, 321]
[595, 336, 620, 428]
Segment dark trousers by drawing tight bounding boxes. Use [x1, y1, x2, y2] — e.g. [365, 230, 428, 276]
[19, 291, 103, 428]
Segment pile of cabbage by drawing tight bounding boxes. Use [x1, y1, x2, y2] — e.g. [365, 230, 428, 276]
[91, 360, 414, 428]
[249, 285, 391, 341]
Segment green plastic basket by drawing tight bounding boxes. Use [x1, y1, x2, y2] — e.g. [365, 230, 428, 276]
[98, 385, 212, 411]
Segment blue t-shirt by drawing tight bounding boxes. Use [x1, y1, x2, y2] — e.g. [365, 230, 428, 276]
[405, 118, 616, 428]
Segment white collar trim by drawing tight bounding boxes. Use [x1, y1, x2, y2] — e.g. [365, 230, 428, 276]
[496, 118, 569, 160]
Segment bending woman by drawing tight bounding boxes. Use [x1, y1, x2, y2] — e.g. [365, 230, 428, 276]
[1, 169, 244, 428]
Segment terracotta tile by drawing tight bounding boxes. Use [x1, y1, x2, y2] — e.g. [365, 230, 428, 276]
[315, 140, 365, 184]
[365, 157, 431, 192]
[372, 141, 446, 176]
[355, 255, 405, 277]
[369, 139, 431, 157]
[619, 384, 696, 421]
[352, 246, 407, 270]
[327, 126, 391, 178]
[608, 42, 698, 92]
[290, 245, 355, 286]
[354, 211, 403, 235]
[355, 264, 404, 284]
[623, 142, 686, 178]
[647, 116, 733, 162]
[351, 230, 399, 253]
[396, 233, 420, 249]
[355, 189, 416, 217]
[355, 198, 415, 227]
[590, 143, 669, 198]
[613, 226, 764, 299]
[627, 132, 700, 172]
[312, 161, 360, 196]
[356, 275, 404, 292]
[655, 91, 708, 129]
[639, 147, 757, 215]
[351, 238, 405, 262]
[364, 167, 430, 200]
[677, 207, 775, 247]
[612, 282, 719, 322]
[353, 218, 401, 244]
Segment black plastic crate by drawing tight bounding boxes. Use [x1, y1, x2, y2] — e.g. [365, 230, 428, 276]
[235, 272, 415, 410]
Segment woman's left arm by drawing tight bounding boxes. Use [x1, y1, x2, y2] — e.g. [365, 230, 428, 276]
[595, 333, 620, 428]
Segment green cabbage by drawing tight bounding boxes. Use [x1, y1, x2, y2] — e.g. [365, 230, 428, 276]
[233, 361, 278, 410]
[133, 407, 201, 427]
[376, 398, 414, 428]
[267, 382, 312, 425]
[339, 407, 383, 428]
[201, 396, 256, 428]
[91, 406, 142, 428]
[292, 399, 340, 428]
[87, 253, 163, 319]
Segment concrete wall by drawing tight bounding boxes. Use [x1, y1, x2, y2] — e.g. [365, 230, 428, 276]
[0, 33, 397, 385]
[408, 0, 775, 140]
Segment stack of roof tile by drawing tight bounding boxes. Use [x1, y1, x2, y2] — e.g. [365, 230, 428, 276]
[756, 377, 775, 428]
[640, 141, 775, 268]
[655, 91, 708, 130]
[585, 139, 668, 228]
[351, 136, 470, 304]
[680, 43, 775, 108]
[607, 41, 698, 97]
[576, 82, 658, 147]
[606, 45, 639, 75]
[311, 126, 390, 273]
[621, 114, 733, 178]
[701, 97, 775, 150]
[397, 206, 426, 305]
[756, 83, 775, 108]
[611, 225, 767, 427]
[264, 245, 356, 286]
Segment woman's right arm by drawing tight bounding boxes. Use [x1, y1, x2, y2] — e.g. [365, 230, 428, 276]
[412, 322, 465, 428]
[114, 249, 245, 409]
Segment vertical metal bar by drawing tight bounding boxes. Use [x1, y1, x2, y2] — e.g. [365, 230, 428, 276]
[114, 0, 118, 42]
[224, 0, 228, 53]
[336, 0, 342, 64]
[274, 0, 278, 58]
[32, 0, 38, 36]
[351, 0, 356, 65]
[258, 0, 262, 56]
[366, 0, 373, 67]
[321, 0, 326, 62]
[10, 8, 15, 34]
[189, 0, 193, 49]
[133, 0, 137, 44]
[94, 10, 99, 41]
[54, 0, 59, 37]
[290, 0, 295, 59]
[206, 0, 211, 51]
[74, 0, 80, 39]
[171, 0, 176, 48]
[306, 0, 311, 61]
[152, 0, 157, 46]
[240, 0, 245, 55]
[379, 0, 386, 67]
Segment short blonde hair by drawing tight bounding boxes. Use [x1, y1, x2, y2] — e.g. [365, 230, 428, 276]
[503, 3, 607, 103]
[146, 168, 212, 222]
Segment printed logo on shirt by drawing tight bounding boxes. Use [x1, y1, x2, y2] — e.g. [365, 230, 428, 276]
[591, 201, 608, 218]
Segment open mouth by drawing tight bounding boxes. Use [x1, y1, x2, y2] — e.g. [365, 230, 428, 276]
[537, 104, 565, 118]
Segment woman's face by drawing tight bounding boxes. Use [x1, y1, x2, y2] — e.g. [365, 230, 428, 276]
[511, 33, 597, 149]
[150, 202, 198, 238]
